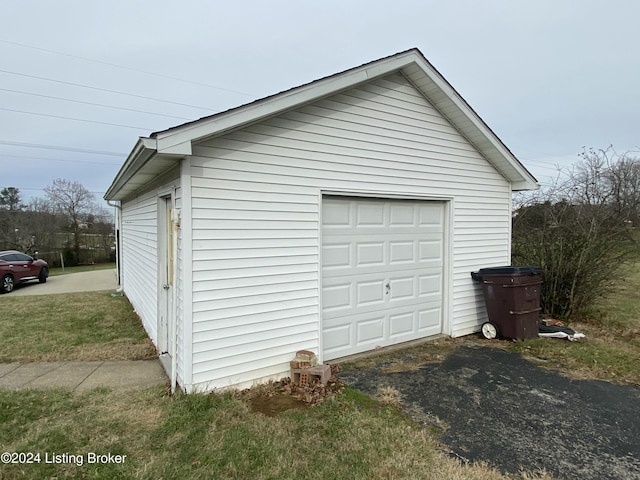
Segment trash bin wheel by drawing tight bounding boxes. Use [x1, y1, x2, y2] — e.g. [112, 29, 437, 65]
[481, 322, 498, 340]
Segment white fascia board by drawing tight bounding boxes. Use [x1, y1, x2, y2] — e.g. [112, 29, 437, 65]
[104, 137, 158, 200]
[158, 140, 192, 155]
[154, 72, 370, 151]
[512, 180, 540, 191]
[140, 137, 157, 150]
[104, 137, 192, 200]
[405, 57, 539, 191]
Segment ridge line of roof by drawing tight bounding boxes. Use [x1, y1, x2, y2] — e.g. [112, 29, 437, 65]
[150, 48, 422, 138]
[105, 47, 538, 201]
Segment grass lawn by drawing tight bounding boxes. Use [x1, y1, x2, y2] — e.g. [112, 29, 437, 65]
[507, 263, 640, 385]
[0, 385, 554, 480]
[0, 291, 156, 362]
[48, 263, 116, 277]
[3, 263, 639, 479]
[0, 288, 551, 480]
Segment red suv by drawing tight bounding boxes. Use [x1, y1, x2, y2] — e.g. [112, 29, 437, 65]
[0, 250, 49, 294]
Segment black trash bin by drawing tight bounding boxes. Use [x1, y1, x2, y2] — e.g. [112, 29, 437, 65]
[471, 266, 543, 340]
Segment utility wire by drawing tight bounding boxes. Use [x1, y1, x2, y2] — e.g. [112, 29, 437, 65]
[0, 87, 193, 121]
[0, 38, 255, 98]
[0, 68, 216, 112]
[0, 153, 121, 166]
[0, 140, 126, 156]
[522, 159, 566, 168]
[5, 186, 106, 195]
[0, 107, 151, 130]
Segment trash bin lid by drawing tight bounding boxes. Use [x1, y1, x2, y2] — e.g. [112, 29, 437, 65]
[471, 265, 542, 281]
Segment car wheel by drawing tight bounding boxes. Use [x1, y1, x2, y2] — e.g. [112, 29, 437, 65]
[1, 274, 14, 294]
[39, 267, 48, 283]
[481, 322, 498, 340]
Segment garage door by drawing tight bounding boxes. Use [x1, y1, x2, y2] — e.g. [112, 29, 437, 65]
[321, 196, 444, 360]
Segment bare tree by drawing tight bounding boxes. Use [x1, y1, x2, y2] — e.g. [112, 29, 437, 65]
[569, 146, 640, 222]
[44, 179, 97, 265]
[23, 198, 64, 257]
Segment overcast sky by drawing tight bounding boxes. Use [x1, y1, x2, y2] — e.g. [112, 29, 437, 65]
[1, 0, 639, 208]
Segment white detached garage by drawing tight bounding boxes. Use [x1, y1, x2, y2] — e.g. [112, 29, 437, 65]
[104, 48, 538, 393]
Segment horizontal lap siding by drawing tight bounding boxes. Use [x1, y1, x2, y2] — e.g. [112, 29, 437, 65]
[189, 177, 320, 389]
[121, 176, 184, 388]
[121, 191, 160, 344]
[189, 72, 510, 389]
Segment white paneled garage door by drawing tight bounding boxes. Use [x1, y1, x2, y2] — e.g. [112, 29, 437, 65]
[321, 196, 444, 360]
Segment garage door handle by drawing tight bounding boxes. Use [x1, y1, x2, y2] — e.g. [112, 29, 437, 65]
[385, 283, 390, 294]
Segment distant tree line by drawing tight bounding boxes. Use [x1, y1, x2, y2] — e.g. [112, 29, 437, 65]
[0, 180, 114, 267]
[512, 147, 640, 319]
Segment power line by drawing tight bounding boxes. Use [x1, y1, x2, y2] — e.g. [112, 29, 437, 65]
[0, 87, 193, 121]
[0, 140, 126, 156]
[0, 68, 216, 112]
[0, 153, 121, 166]
[522, 159, 561, 168]
[4, 186, 107, 195]
[0, 38, 256, 98]
[0, 107, 151, 130]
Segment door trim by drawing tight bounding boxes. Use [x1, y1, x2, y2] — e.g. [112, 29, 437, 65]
[157, 195, 174, 361]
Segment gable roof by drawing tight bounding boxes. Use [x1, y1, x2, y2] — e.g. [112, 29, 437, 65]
[105, 48, 538, 200]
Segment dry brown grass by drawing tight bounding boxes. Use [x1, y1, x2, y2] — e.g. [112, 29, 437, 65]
[375, 385, 403, 406]
[343, 336, 465, 371]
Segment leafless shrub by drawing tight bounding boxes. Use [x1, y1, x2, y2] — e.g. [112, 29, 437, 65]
[513, 147, 640, 319]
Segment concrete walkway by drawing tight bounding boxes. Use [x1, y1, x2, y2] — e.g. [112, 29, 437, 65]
[0, 360, 168, 391]
[1, 268, 169, 392]
[8, 269, 118, 296]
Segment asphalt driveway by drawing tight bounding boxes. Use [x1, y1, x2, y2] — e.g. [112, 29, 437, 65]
[7, 269, 117, 296]
[340, 345, 640, 480]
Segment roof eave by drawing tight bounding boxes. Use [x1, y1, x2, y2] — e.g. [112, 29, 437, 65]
[151, 49, 538, 191]
[104, 137, 157, 201]
[400, 55, 539, 191]
[104, 136, 193, 201]
[152, 50, 426, 152]
[108, 48, 539, 199]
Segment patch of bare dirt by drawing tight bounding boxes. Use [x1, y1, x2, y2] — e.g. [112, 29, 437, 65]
[242, 372, 345, 416]
[247, 394, 306, 417]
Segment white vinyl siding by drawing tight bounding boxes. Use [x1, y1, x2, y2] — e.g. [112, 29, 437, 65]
[121, 191, 159, 343]
[187, 72, 510, 390]
[120, 172, 183, 383]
